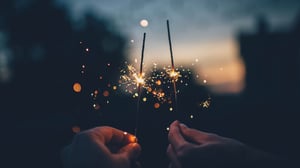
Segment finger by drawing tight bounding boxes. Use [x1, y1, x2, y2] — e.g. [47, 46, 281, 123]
[91, 126, 136, 145]
[179, 123, 216, 144]
[118, 143, 141, 160]
[168, 120, 187, 151]
[166, 144, 181, 168]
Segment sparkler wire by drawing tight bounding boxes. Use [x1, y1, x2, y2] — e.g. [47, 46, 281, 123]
[167, 20, 178, 113]
[135, 33, 146, 137]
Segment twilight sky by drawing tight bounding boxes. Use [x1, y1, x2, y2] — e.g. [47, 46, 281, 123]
[58, 0, 300, 94]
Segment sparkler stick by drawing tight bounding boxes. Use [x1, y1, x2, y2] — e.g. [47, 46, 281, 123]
[167, 20, 175, 70]
[135, 32, 146, 137]
[166, 20, 178, 113]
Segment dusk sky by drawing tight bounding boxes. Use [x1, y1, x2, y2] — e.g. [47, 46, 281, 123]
[58, 0, 300, 94]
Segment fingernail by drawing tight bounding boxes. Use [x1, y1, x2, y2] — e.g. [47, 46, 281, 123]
[180, 123, 188, 128]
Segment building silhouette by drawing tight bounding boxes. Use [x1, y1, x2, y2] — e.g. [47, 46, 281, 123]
[237, 14, 300, 160]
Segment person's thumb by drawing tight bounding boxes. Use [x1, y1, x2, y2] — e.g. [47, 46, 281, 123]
[119, 143, 141, 160]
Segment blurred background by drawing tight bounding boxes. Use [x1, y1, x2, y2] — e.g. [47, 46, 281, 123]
[1, 0, 300, 167]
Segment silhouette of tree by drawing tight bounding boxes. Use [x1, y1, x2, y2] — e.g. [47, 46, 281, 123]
[2, 1, 129, 167]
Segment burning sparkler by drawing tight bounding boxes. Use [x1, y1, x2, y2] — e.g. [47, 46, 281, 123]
[134, 32, 146, 137]
[166, 20, 179, 113]
[73, 21, 211, 136]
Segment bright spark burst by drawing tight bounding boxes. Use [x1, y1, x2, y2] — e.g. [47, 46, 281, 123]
[119, 63, 148, 94]
[134, 74, 145, 86]
[119, 62, 192, 105]
[167, 69, 180, 81]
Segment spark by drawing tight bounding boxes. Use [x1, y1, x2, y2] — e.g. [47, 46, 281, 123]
[103, 90, 110, 97]
[133, 73, 145, 86]
[200, 97, 211, 108]
[167, 69, 180, 81]
[154, 103, 160, 109]
[93, 103, 100, 110]
[119, 63, 191, 105]
[142, 97, 147, 102]
[73, 82, 82, 93]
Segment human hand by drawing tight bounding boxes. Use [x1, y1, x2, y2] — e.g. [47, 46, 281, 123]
[167, 120, 281, 168]
[61, 126, 141, 168]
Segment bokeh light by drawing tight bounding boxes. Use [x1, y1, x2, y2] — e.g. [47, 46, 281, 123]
[72, 126, 81, 133]
[73, 82, 82, 93]
[140, 19, 149, 27]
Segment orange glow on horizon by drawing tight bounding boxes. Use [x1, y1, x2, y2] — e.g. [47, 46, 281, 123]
[195, 57, 245, 93]
[128, 38, 244, 94]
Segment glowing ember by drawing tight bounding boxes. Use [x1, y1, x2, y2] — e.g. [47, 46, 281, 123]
[155, 80, 162, 85]
[73, 82, 82, 93]
[154, 103, 160, 109]
[169, 70, 178, 78]
[72, 126, 81, 133]
[103, 90, 110, 97]
[135, 76, 145, 86]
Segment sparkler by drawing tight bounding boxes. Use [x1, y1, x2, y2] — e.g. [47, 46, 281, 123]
[74, 22, 211, 136]
[166, 20, 179, 113]
[134, 32, 146, 137]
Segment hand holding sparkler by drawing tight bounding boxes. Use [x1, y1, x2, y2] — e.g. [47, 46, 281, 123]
[167, 121, 286, 168]
[61, 126, 141, 168]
